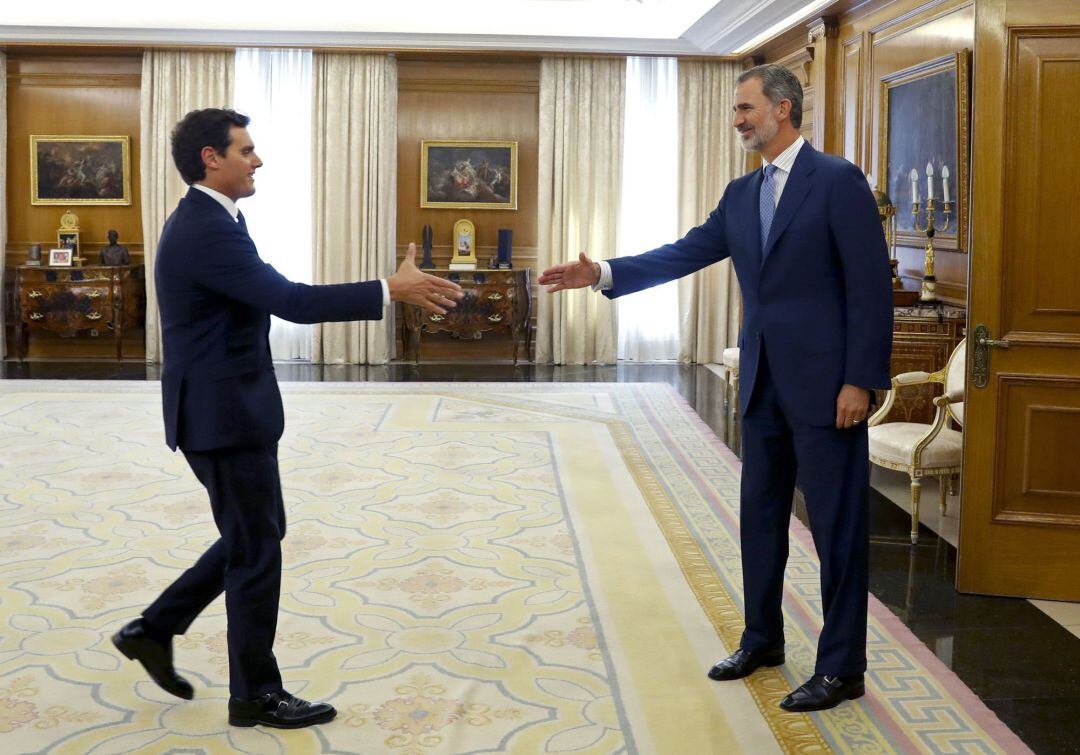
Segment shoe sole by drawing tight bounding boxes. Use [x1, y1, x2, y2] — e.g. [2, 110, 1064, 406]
[780, 685, 865, 712]
[229, 709, 337, 729]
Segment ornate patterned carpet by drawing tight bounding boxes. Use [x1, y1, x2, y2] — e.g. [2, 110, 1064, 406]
[0, 381, 1026, 754]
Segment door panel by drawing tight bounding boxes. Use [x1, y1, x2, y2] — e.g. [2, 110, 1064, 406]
[958, 0, 1080, 599]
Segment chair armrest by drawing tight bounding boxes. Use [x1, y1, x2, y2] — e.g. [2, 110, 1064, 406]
[912, 399, 953, 466]
[894, 370, 933, 386]
[868, 395, 893, 426]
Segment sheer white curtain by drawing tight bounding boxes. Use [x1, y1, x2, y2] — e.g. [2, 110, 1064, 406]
[617, 56, 680, 361]
[234, 48, 313, 361]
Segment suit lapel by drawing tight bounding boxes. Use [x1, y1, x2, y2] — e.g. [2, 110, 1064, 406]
[746, 168, 765, 275]
[761, 142, 815, 267]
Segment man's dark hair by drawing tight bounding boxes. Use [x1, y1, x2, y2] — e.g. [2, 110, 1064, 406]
[737, 64, 804, 129]
[170, 108, 251, 184]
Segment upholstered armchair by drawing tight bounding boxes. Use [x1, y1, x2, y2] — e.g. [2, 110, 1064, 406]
[867, 339, 966, 544]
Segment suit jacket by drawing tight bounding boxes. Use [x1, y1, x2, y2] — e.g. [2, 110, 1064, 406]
[155, 187, 384, 451]
[606, 143, 893, 426]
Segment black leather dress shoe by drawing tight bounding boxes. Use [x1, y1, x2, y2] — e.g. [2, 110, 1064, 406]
[228, 691, 337, 729]
[111, 618, 194, 700]
[779, 674, 865, 712]
[707, 647, 785, 681]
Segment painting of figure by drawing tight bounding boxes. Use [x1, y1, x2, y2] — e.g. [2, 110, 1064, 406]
[421, 141, 517, 210]
[31, 136, 132, 206]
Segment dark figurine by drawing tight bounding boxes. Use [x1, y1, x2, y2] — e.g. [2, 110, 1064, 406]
[420, 224, 435, 270]
[100, 229, 131, 266]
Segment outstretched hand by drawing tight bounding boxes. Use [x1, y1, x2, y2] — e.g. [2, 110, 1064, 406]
[387, 243, 464, 315]
[538, 252, 601, 293]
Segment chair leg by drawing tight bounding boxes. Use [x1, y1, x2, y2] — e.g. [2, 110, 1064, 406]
[947, 474, 958, 497]
[939, 476, 948, 515]
[909, 477, 921, 545]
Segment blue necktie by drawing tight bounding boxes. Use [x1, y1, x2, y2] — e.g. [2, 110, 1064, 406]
[759, 164, 777, 260]
[237, 210, 248, 233]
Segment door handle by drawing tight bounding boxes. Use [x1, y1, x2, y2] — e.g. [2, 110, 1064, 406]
[972, 324, 1009, 388]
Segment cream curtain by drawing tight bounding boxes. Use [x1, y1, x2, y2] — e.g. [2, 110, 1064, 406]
[0, 52, 6, 359]
[676, 60, 743, 364]
[140, 50, 234, 364]
[537, 57, 625, 365]
[310, 53, 397, 364]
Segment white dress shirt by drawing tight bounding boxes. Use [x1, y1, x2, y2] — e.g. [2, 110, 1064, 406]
[592, 135, 806, 291]
[191, 182, 390, 307]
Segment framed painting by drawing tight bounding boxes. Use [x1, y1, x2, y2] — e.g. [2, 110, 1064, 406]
[878, 51, 971, 253]
[421, 140, 517, 210]
[31, 135, 132, 206]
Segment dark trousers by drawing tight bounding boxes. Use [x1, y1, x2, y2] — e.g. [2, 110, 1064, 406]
[738, 347, 870, 676]
[143, 444, 286, 699]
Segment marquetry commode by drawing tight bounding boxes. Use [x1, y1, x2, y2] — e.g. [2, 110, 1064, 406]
[401, 268, 531, 363]
[14, 264, 146, 361]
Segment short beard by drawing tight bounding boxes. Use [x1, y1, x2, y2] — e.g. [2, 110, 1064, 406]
[739, 111, 780, 153]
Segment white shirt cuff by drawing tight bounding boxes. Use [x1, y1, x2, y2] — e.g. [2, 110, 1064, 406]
[592, 260, 614, 291]
[380, 279, 390, 308]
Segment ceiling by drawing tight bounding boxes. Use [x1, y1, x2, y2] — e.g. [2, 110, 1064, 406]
[0, 0, 839, 55]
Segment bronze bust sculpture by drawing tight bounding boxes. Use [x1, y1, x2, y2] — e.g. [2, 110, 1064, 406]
[100, 229, 130, 266]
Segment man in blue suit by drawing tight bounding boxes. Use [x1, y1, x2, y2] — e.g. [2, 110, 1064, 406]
[112, 108, 462, 729]
[539, 64, 893, 712]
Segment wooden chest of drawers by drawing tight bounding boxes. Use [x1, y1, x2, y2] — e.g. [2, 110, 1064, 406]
[402, 268, 531, 363]
[882, 304, 966, 424]
[14, 265, 146, 361]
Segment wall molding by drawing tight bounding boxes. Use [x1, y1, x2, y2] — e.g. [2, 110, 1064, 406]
[8, 72, 140, 88]
[398, 79, 538, 94]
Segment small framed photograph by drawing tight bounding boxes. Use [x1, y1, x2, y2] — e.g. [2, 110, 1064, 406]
[421, 140, 517, 210]
[49, 248, 73, 267]
[31, 135, 132, 206]
[58, 230, 80, 255]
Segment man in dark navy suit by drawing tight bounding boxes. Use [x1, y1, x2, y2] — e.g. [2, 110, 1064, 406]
[539, 65, 892, 712]
[112, 108, 462, 729]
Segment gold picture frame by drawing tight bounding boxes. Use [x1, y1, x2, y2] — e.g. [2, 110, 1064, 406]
[421, 140, 518, 210]
[31, 135, 132, 206]
[878, 51, 971, 253]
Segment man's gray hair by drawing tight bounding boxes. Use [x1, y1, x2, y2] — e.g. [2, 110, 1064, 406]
[737, 64, 803, 129]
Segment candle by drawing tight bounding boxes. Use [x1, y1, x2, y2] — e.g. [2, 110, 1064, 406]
[941, 165, 950, 203]
[910, 168, 919, 204]
[926, 162, 934, 201]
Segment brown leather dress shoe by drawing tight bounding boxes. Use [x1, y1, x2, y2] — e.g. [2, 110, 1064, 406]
[112, 618, 194, 700]
[779, 674, 865, 712]
[228, 690, 337, 729]
[707, 647, 785, 681]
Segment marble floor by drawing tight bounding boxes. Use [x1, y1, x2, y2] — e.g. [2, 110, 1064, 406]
[3, 358, 1078, 754]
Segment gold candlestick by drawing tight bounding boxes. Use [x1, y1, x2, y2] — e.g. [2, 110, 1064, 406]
[912, 197, 953, 302]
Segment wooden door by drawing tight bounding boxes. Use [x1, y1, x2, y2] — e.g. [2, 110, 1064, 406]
[958, 0, 1080, 599]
